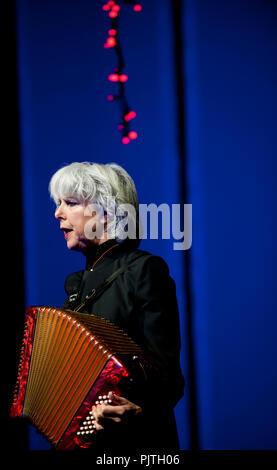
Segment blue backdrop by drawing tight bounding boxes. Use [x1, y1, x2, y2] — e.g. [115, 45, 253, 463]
[15, 0, 276, 450]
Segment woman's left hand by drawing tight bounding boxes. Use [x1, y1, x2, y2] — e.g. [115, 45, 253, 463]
[91, 391, 142, 432]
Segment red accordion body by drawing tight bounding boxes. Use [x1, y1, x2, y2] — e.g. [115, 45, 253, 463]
[10, 306, 146, 450]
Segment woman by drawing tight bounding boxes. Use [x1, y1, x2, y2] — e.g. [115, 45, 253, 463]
[49, 161, 184, 450]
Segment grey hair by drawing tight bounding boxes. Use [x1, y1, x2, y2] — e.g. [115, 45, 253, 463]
[49, 162, 140, 244]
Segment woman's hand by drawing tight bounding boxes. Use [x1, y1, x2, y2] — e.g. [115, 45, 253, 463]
[92, 391, 142, 432]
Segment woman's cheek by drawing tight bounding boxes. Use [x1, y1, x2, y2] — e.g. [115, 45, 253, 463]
[84, 218, 104, 241]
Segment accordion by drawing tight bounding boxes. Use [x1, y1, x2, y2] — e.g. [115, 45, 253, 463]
[10, 306, 151, 450]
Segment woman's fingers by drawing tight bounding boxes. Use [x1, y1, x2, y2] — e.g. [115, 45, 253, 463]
[92, 404, 122, 431]
[91, 394, 142, 432]
[107, 391, 130, 405]
[107, 393, 142, 416]
[94, 403, 124, 418]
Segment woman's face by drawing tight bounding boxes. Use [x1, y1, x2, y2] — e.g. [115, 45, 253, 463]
[55, 197, 107, 253]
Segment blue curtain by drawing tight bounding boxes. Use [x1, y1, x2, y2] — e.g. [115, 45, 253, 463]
[183, 0, 276, 449]
[15, 0, 276, 450]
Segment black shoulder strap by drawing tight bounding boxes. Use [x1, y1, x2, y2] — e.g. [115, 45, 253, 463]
[74, 258, 138, 312]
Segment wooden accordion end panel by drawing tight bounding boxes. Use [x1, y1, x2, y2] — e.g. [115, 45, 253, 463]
[10, 306, 145, 450]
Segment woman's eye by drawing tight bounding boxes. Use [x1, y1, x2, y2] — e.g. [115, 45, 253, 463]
[55, 199, 79, 208]
[66, 200, 78, 206]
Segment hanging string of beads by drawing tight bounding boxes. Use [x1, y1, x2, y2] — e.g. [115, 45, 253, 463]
[102, 0, 142, 144]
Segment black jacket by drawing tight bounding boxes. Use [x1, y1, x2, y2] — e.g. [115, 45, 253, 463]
[62, 240, 184, 450]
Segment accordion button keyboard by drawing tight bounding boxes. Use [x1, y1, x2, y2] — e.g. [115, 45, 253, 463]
[76, 394, 112, 436]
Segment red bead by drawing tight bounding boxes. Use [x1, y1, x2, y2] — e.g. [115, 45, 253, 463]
[133, 4, 142, 12]
[119, 74, 128, 82]
[107, 37, 116, 47]
[108, 73, 119, 82]
[128, 131, 138, 140]
[124, 110, 136, 121]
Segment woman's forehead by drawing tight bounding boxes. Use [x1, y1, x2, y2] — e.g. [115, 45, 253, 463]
[57, 190, 81, 200]
[59, 194, 79, 200]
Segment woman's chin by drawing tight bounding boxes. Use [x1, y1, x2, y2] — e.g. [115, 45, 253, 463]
[66, 240, 89, 254]
[66, 239, 78, 251]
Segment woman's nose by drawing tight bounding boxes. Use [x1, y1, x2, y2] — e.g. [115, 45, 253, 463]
[55, 204, 65, 220]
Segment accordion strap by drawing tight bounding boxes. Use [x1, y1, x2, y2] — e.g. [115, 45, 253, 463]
[74, 258, 138, 312]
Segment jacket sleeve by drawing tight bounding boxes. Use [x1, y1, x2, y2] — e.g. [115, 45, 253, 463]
[61, 270, 84, 310]
[133, 255, 185, 408]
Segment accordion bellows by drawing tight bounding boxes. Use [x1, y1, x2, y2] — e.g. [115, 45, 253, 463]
[10, 306, 145, 450]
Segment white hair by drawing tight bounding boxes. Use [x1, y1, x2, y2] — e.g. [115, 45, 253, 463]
[49, 162, 140, 244]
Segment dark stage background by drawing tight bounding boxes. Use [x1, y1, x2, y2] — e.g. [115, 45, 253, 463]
[6, 0, 276, 451]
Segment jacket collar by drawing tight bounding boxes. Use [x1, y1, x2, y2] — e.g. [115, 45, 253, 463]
[85, 239, 120, 270]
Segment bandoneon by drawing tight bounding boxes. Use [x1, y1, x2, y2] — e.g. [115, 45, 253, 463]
[10, 306, 150, 450]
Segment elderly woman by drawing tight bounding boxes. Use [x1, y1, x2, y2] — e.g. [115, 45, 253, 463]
[49, 161, 184, 450]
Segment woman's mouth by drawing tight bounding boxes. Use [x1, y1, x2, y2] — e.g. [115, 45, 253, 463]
[63, 229, 73, 239]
